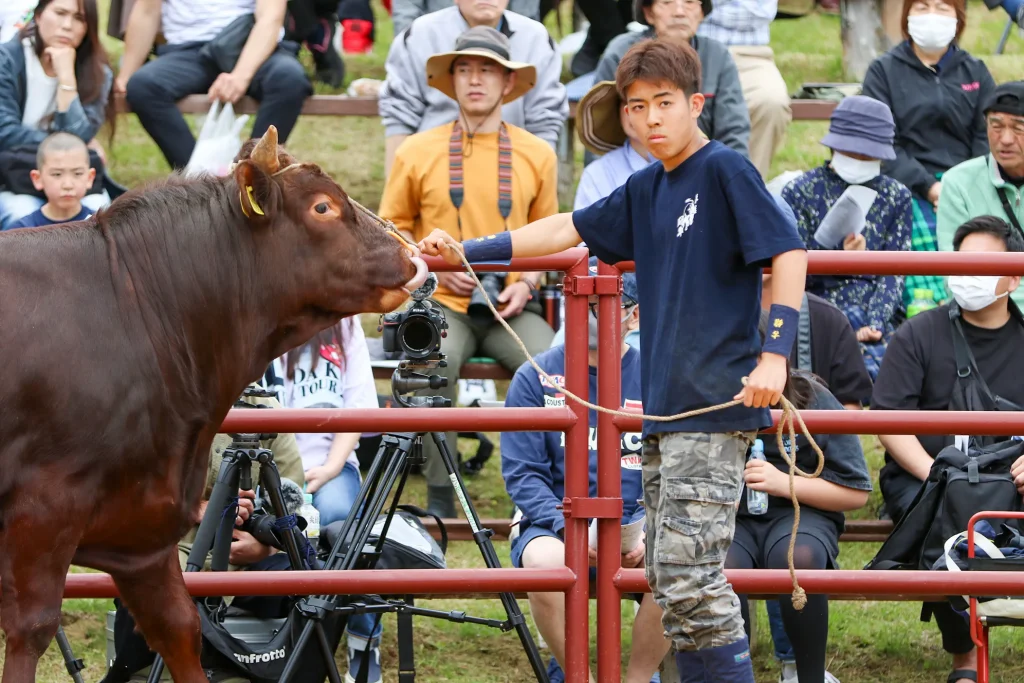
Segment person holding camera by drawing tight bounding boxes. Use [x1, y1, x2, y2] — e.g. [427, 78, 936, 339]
[104, 385, 307, 683]
[379, 25, 557, 517]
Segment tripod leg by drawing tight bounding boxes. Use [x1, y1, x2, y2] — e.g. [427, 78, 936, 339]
[280, 435, 415, 683]
[54, 625, 85, 683]
[431, 433, 551, 683]
[257, 458, 309, 570]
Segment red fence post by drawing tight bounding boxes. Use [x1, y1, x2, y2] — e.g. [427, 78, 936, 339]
[564, 255, 592, 683]
[596, 261, 624, 682]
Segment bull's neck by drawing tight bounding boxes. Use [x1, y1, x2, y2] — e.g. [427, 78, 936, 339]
[103, 179, 284, 415]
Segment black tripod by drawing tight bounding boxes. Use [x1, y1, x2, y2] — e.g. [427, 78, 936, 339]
[54, 626, 85, 683]
[277, 360, 550, 683]
[146, 389, 310, 683]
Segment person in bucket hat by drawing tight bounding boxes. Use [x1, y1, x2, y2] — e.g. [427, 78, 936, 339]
[590, 0, 749, 164]
[781, 94, 912, 381]
[379, 24, 558, 519]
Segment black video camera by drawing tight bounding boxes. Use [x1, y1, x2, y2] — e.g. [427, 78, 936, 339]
[467, 273, 506, 322]
[379, 273, 448, 360]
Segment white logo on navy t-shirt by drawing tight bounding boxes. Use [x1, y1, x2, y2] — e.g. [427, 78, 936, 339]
[676, 194, 699, 236]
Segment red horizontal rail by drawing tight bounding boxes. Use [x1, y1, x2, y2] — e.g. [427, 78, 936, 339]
[613, 251, 1024, 276]
[612, 409, 1024, 435]
[58, 568, 576, 599]
[221, 407, 575, 433]
[614, 568, 1024, 596]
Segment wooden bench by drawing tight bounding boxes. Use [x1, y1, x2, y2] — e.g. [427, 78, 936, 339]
[112, 94, 837, 215]
[422, 517, 894, 544]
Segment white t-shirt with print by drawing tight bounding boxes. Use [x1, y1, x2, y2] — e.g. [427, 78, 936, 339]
[273, 317, 378, 472]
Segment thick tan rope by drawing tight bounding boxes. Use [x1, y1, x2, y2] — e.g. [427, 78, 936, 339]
[354, 200, 824, 608]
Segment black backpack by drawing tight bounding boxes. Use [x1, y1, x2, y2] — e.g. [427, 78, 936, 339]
[866, 438, 1024, 572]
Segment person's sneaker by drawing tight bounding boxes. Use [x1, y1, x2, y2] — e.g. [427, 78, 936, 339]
[778, 663, 841, 683]
[345, 643, 382, 683]
[341, 19, 374, 54]
[457, 378, 497, 406]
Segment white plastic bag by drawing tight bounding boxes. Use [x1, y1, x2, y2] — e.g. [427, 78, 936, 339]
[184, 101, 250, 178]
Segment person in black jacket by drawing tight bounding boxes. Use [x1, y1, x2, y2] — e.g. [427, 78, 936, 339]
[861, 0, 995, 313]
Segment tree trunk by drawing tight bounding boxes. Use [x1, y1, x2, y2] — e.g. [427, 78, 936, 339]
[840, 0, 888, 81]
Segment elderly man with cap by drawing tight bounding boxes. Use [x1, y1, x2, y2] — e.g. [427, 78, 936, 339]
[379, 26, 556, 517]
[502, 258, 668, 683]
[781, 95, 912, 381]
[592, 0, 749, 159]
[938, 81, 1024, 309]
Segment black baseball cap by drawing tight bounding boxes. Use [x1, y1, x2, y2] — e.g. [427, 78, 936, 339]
[984, 81, 1024, 117]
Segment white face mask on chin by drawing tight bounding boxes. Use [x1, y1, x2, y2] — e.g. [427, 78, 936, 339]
[830, 152, 881, 185]
[948, 275, 1008, 312]
[907, 13, 958, 52]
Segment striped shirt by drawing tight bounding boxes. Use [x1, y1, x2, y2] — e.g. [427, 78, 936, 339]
[162, 0, 255, 45]
[696, 0, 777, 46]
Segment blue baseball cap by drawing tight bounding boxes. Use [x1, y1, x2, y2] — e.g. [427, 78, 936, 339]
[588, 257, 638, 306]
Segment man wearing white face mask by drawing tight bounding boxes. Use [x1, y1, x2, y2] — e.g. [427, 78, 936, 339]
[862, 0, 995, 314]
[502, 260, 667, 683]
[782, 95, 912, 381]
[872, 215, 1024, 683]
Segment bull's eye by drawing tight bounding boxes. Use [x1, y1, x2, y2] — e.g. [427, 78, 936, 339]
[314, 202, 330, 215]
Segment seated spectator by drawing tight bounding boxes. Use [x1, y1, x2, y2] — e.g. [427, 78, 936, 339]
[573, 79, 656, 210]
[697, 0, 790, 176]
[6, 132, 94, 229]
[0, 0, 114, 229]
[268, 316, 383, 683]
[379, 0, 567, 176]
[379, 27, 556, 517]
[594, 0, 749, 158]
[725, 348, 871, 683]
[105, 385, 308, 683]
[116, 0, 312, 171]
[861, 0, 994, 313]
[502, 262, 667, 683]
[391, 0, 541, 37]
[938, 80, 1024, 309]
[782, 95, 912, 380]
[872, 215, 1024, 683]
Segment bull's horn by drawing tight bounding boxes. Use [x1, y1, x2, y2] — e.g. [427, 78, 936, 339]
[250, 126, 280, 174]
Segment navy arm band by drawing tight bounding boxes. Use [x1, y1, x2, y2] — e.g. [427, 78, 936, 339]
[462, 231, 513, 265]
[762, 303, 800, 358]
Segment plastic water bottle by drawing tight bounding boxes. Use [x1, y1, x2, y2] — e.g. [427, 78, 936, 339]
[300, 493, 320, 541]
[747, 439, 769, 515]
[906, 288, 936, 319]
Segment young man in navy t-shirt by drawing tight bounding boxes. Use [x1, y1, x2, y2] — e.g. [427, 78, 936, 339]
[419, 39, 807, 681]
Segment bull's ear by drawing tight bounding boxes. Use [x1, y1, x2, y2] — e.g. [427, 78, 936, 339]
[233, 160, 273, 222]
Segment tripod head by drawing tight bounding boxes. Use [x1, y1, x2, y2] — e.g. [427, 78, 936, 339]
[390, 358, 452, 408]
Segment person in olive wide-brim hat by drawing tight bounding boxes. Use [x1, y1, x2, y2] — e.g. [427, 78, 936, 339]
[425, 25, 537, 106]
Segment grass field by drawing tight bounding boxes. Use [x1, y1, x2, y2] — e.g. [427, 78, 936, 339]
[5, 2, 1024, 682]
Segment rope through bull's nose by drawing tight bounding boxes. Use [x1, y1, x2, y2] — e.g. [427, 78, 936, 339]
[451, 247, 826, 609]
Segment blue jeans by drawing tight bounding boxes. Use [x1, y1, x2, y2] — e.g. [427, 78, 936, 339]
[766, 600, 795, 662]
[0, 191, 110, 229]
[312, 461, 382, 646]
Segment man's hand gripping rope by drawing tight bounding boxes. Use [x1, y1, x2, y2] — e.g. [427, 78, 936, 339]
[419, 229, 826, 609]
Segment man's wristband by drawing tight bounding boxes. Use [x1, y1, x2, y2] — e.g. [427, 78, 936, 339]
[462, 231, 513, 265]
[762, 303, 800, 358]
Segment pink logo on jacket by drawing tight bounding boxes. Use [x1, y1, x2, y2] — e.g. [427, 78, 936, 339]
[962, 82, 980, 92]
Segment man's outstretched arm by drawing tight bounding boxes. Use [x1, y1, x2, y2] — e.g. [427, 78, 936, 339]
[418, 213, 582, 265]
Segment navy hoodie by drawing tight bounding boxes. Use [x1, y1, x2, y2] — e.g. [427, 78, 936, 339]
[501, 345, 644, 538]
[861, 41, 994, 198]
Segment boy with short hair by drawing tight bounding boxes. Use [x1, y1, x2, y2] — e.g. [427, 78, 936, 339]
[6, 132, 95, 230]
[420, 39, 808, 682]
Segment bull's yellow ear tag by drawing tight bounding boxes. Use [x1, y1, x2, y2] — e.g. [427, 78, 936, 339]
[239, 190, 252, 217]
[246, 185, 265, 216]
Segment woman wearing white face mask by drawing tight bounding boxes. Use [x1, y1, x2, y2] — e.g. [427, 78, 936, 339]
[781, 95, 912, 381]
[861, 0, 995, 314]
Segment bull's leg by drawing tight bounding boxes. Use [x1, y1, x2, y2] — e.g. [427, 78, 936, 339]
[111, 549, 206, 683]
[0, 525, 79, 683]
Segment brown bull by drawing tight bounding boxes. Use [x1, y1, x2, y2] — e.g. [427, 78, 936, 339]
[0, 127, 428, 683]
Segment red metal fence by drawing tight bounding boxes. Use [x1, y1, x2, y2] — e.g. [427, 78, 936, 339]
[52, 250, 1024, 683]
